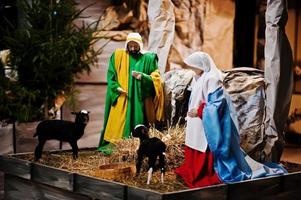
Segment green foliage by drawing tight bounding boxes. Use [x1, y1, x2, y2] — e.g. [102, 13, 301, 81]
[0, 0, 102, 122]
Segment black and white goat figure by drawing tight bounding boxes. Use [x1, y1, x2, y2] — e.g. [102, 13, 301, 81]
[132, 124, 166, 185]
[34, 110, 90, 161]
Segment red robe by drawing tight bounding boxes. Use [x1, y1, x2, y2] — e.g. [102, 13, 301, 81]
[175, 145, 221, 188]
[176, 97, 221, 188]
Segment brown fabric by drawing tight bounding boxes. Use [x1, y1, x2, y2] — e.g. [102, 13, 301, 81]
[97, 0, 235, 71]
[97, 0, 148, 35]
[169, 0, 206, 70]
[202, 0, 235, 70]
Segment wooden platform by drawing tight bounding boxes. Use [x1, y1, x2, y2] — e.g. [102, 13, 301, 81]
[1, 152, 301, 200]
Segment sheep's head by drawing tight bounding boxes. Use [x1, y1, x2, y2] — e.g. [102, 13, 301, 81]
[131, 124, 149, 140]
[72, 110, 90, 125]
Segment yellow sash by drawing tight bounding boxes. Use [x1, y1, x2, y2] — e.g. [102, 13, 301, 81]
[147, 70, 165, 122]
[104, 49, 129, 143]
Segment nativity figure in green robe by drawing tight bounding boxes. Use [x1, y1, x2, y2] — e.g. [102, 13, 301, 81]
[98, 32, 164, 154]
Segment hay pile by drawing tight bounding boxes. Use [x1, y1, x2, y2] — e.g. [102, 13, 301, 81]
[111, 124, 186, 170]
[15, 124, 188, 192]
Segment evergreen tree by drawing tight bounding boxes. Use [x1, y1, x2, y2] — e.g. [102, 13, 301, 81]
[1, 0, 101, 122]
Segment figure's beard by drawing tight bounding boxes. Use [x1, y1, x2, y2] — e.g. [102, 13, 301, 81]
[128, 49, 139, 55]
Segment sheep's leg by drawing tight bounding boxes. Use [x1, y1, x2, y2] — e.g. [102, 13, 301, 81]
[147, 156, 156, 185]
[34, 138, 46, 161]
[161, 172, 164, 184]
[147, 167, 153, 185]
[159, 153, 166, 183]
[136, 151, 143, 174]
[70, 141, 79, 159]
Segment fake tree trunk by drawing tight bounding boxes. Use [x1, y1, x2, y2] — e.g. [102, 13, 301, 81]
[264, 0, 293, 162]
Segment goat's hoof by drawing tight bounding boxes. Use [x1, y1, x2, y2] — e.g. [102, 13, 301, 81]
[34, 157, 40, 162]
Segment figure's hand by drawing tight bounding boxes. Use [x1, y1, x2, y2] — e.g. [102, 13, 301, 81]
[117, 87, 128, 96]
[132, 71, 142, 80]
[187, 108, 198, 117]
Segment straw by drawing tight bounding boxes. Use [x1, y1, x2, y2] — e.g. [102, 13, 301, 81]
[15, 125, 188, 192]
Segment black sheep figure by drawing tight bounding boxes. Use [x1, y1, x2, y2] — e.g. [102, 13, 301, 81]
[132, 124, 166, 185]
[34, 110, 90, 161]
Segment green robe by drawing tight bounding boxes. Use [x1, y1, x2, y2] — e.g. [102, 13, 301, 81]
[98, 49, 158, 153]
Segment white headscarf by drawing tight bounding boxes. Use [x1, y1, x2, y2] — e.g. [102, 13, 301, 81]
[184, 51, 224, 152]
[184, 51, 223, 84]
[185, 51, 224, 105]
[125, 32, 143, 52]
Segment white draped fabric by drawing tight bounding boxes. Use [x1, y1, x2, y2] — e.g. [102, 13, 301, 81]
[184, 52, 224, 152]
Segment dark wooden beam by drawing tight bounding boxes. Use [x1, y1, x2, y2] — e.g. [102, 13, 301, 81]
[233, 0, 257, 67]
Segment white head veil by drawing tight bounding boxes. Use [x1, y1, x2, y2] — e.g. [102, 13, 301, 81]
[184, 51, 224, 96]
[184, 51, 224, 80]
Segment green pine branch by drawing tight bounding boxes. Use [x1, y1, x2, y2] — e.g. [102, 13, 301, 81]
[0, 0, 104, 122]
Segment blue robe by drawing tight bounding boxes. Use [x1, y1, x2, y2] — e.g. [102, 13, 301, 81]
[203, 87, 287, 183]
